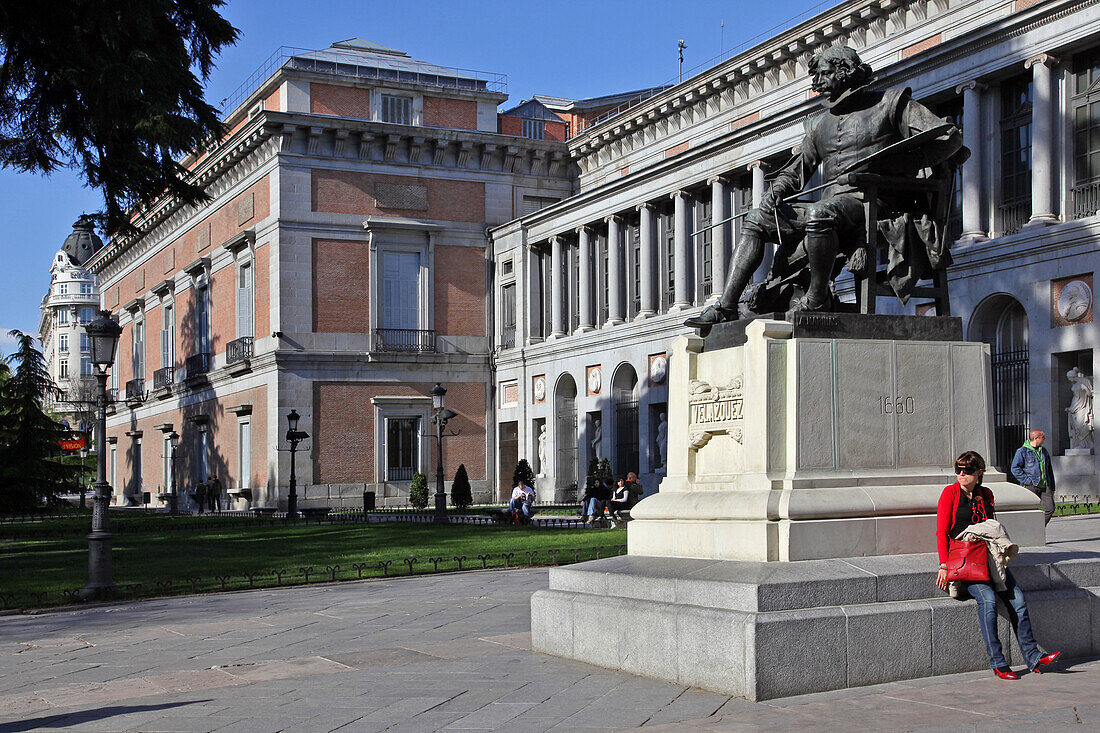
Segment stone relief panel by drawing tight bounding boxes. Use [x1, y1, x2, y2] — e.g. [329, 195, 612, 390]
[648, 353, 668, 386]
[586, 365, 602, 396]
[1051, 274, 1093, 327]
[532, 374, 546, 404]
[687, 376, 745, 450]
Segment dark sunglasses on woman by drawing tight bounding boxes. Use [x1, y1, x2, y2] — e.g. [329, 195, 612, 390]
[955, 466, 979, 475]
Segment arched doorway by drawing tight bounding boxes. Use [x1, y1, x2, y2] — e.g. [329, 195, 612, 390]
[612, 364, 639, 477]
[554, 374, 578, 498]
[970, 294, 1029, 473]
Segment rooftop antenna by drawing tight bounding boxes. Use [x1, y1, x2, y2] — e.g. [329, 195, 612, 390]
[721, 21, 725, 57]
[678, 39, 687, 82]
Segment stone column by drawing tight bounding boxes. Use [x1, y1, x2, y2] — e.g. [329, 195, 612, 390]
[1025, 54, 1060, 227]
[671, 191, 691, 310]
[549, 236, 566, 338]
[605, 215, 624, 326]
[749, 161, 772, 283]
[636, 203, 656, 319]
[575, 226, 594, 333]
[709, 176, 729, 300]
[956, 81, 988, 241]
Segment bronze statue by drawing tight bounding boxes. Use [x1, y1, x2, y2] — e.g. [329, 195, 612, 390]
[686, 46, 967, 332]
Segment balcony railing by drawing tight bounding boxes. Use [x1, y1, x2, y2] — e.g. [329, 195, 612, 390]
[500, 329, 517, 350]
[997, 201, 1030, 237]
[386, 466, 415, 482]
[125, 379, 145, 403]
[152, 366, 174, 390]
[1071, 180, 1100, 220]
[373, 328, 436, 353]
[226, 336, 254, 365]
[185, 352, 212, 378]
[106, 387, 118, 404]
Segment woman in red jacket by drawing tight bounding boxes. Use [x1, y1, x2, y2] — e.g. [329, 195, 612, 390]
[935, 450, 1060, 679]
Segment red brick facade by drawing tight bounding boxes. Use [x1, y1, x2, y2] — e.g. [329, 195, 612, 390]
[312, 238, 371, 332]
[311, 169, 486, 222]
[423, 96, 477, 129]
[545, 120, 568, 142]
[902, 34, 942, 59]
[313, 381, 487, 484]
[433, 245, 485, 336]
[499, 115, 522, 136]
[310, 83, 371, 117]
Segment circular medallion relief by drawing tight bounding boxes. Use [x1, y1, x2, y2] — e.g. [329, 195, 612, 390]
[1057, 280, 1093, 323]
[532, 376, 546, 402]
[650, 355, 668, 384]
[587, 367, 602, 394]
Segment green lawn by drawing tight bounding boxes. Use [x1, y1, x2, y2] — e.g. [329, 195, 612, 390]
[0, 515, 625, 609]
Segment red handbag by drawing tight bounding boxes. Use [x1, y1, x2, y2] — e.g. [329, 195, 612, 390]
[945, 539, 990, 582]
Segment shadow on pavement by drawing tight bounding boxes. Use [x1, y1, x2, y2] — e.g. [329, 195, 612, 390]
[0, 700, 206, 732]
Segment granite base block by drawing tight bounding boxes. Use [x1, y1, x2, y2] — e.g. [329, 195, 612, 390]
[531, 552, 1100, 701]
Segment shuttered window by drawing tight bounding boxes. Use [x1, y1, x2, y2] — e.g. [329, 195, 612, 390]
[381, 95, 413, 125]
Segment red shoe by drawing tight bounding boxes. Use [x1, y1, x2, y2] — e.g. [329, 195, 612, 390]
[1032, 651, 1061, 674]
[993, 667, 1019, 680]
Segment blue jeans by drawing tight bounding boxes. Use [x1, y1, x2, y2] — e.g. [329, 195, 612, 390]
[584, 498, 605, 517]
[966, 568, 1043, 670]
[509, 498, 532, 518]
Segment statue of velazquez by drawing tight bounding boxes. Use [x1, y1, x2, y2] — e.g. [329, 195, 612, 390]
[686, 46, 967, 332]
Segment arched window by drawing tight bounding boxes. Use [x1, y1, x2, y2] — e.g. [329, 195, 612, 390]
[612, 364, 639, 476]
[554, 374, 578, 498]
[970, 295, 1030, 473]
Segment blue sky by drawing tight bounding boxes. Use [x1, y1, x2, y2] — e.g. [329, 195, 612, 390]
[0, 0, 829, 354]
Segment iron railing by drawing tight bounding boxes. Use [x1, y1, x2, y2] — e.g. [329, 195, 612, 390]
[997, 201, 1030, 237]
[386, 466, 415, 482]
[373, 328, 436, 353]
[125, 379, 145, 403]
[991, 348, 1030, 476]
[220, 46, 506, 119]
[500, 329, 517, 350]
[1071, 180, 1100, 220]
[185, 353, 212, 378]
[226, 336, 254, 365]
[152, 367, 174, 390]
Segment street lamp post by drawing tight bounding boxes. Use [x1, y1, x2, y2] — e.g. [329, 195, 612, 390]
[79, 447, 88, 509]
[168, 431, 179, 515]
[285, 409, 309, 520]
[81, 310, 122, 600]
[430, 383, 457, 524]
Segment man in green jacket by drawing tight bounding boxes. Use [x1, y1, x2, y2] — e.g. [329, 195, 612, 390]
[1010, 429, 1056, 525]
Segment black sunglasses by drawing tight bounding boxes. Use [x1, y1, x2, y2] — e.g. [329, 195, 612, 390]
[954, 466, 979, 475]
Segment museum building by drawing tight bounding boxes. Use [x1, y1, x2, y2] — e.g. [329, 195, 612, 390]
[84, 39, 575, 508]
[491, 0, 1099, 501]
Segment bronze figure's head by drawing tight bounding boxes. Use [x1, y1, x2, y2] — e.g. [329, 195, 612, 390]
[808, 46, 874, 99]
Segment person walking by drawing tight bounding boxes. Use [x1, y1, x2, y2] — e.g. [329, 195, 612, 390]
[209, 474, 223, 513]
[936, 450, 1060, 679]
[195, 479, 207, 514]
[1010, 429, 1057, 525]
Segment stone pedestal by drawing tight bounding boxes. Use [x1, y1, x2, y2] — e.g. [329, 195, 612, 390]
[1053, 452, 1099, 498]
[630, 313, 1045, 561]
[532, 313, 1066, 699]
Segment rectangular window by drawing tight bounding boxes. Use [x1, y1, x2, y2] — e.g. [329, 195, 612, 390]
[521, 118, 545, 140]
[81, 358, 93, 376]
[631, 223, 641, 318]
[1072, 49, 1100, 218]
[238, 421, 252, 489]
[195, 286, 209, 354]
[133, 439, 142, 497]
[80, 283, 93, 295]
[59, 359, 69, 378]
[58, 334, 68, 352]
[661, 210, 675, 310]
[132, 319, 145, 380]
[237, 262, 254, 338]
[500, 282, 516, 348]
[521, 195, 559, 215]
[161, 304, 173, 368]
[80, 333, 89, 352]
[196, 427, 209, 482]
[380, 251, 421, 330]
[79, 307, 95, 324]
[58, 283, 68, 295]
[385, 417, 420, 482]
[381, 94, 413, 125]
[599, 234, 609, 326]
[58, 309, 69, 324]
[110, 447, 117, 491]
[163, 435, 172, 492]
[999, 75, 1033, 235]
[570, 243, 579, 332]
[697, 198, 713, 301]
[500, 259, 514, 277]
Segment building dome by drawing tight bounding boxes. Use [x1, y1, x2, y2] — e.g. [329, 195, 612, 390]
[61, 215, 103, 266]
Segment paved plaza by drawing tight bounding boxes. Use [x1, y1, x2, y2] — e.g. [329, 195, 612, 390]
[1, 516, 1099, 732]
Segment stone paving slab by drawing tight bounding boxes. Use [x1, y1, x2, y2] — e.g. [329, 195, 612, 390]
[1, 515, 1099, 731]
